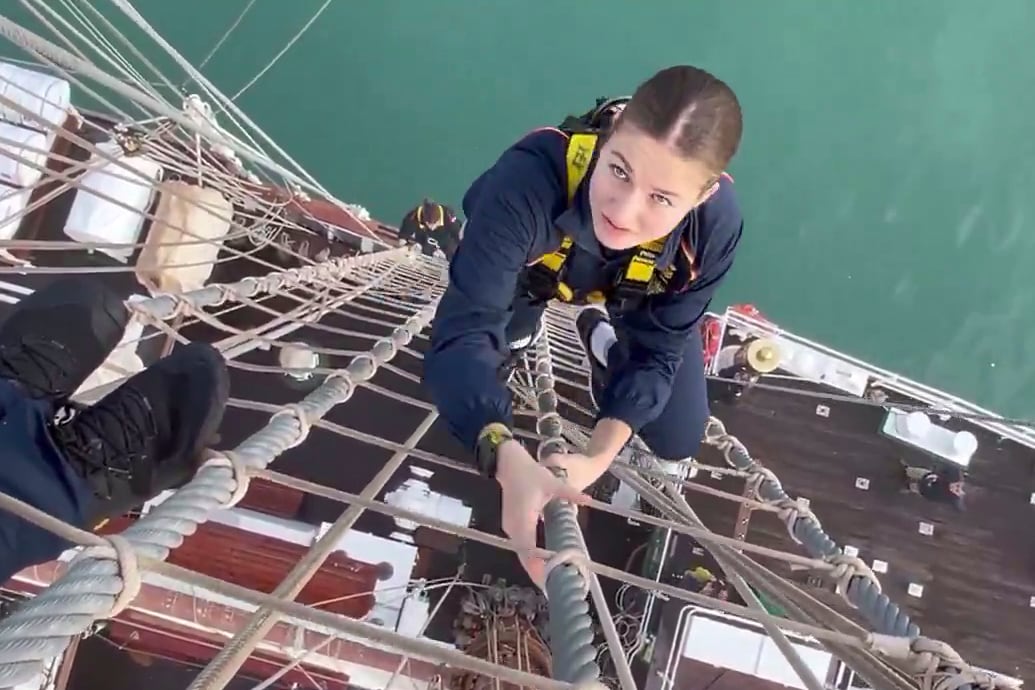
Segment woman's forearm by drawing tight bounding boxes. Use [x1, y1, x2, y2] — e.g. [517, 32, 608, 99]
[587, 417, 633, 464]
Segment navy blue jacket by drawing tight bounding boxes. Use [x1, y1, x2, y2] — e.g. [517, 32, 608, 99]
[0, 379, 94, 581]
[424, 128, 743, 451]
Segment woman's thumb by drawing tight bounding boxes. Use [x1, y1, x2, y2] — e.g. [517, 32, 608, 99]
[553, 479, 590, 506]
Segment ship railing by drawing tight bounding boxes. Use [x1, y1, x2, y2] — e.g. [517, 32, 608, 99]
[716, 308, 1035, 451]
[660, 604, 833, 690]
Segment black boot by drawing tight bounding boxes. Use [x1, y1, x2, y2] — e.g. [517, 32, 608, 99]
[575, 305, 611, 410]
[50, 341, 229, 523]
[0, 277, 128, 405]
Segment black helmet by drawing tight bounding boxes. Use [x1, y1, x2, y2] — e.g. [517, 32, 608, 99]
[416, 198, 444, 228]
[561, 96, 631, 134]
[587, 96, 630, 130]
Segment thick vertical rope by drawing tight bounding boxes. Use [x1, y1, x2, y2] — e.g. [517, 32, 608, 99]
[531, 335, 601, 685]
[702, 417, 917, 637]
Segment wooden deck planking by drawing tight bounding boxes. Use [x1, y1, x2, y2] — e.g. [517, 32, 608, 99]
[700, 377, 1035, 682]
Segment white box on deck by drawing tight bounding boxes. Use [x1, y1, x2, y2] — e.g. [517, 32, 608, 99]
[135, 180, 232, 294]
[0, 184, 30, 241]
[881, 408, 978, 467]
[0, 61, 71, 132]
[64, 141, 163, 263]
[0, 121, 50, 188]
[771, 336, 870, 397]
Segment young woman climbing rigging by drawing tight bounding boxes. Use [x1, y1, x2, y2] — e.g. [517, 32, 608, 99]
[423, 65, 745, 585]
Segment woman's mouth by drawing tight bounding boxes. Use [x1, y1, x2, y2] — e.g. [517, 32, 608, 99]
[602, 214, 631, 233]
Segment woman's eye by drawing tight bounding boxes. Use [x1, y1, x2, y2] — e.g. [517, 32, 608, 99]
[609, 164, 628, 181]
[651, 193, 672, 207]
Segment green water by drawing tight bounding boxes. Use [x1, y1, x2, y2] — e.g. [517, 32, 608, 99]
[5, 1, 1035, 418]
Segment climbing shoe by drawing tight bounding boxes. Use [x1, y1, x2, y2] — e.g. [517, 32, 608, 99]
[500, 317, 546, 382]
[0, 277, 128, 405]
[51, 341, 229, 522]
[575, 305, 610, 410]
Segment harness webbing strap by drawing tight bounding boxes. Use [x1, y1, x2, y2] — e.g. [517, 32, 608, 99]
[526, 130, 671, 304]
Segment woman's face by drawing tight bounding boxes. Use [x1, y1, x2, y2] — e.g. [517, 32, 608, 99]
[588, 123, 718, 250]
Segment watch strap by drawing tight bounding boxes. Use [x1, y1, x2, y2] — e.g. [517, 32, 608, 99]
[475, 423, 513, 478]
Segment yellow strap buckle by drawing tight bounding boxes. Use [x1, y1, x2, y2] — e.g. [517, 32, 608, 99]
[539, 236, 574, 272]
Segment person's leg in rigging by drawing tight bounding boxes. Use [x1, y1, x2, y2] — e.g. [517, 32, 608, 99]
[0, 277, 229, 581]
[575, 304, 709, 468]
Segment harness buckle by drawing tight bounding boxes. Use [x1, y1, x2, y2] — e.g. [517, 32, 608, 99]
[524, 264, 560, 303]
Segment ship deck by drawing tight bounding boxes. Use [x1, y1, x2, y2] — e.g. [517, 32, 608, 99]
[643, 362, 1035, 686]
[112, 266, 1035, 688]
[3, 242, 1035, 687]
[0, 112, 1032, 686]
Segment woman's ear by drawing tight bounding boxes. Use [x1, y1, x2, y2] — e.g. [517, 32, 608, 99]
[698, 179, 721, 205]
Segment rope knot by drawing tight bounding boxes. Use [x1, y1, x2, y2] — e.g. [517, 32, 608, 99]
[235, 275, 260, 298]
[315, 263, 335, 282]
[746, 465, 782, 496]
[537, 437, 568, 461]
[74, 533, 142, 618]
[210, 283, 233, 307]
[167, 295, 196, 322]
[324, 370, 355, 399]
[203, 449, 251, 508]
[703, 416, 727, 444]
[278, 271, 303, 291]
[825, 551, 881, 605]
[869, 635, 1018, 690]
[543, 547, 591, 599]
[391, 325, 415, 348]
[271, 403, 311, 448]
[770, 495, 821, 543]
[535, 411, 563, 436]
[715, 433, 747, 465]
[349, 353, 380, 382]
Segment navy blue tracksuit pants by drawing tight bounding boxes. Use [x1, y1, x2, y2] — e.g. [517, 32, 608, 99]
[506, 298, 709, 461]
[0, 380, 94, 582]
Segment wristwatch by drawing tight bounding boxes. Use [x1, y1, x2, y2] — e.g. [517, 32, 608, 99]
[475, 423, 513, 478]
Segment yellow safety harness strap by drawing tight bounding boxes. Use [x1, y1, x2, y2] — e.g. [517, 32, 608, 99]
[525, 131, 668, 305]
[565, 133, 597, 203]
